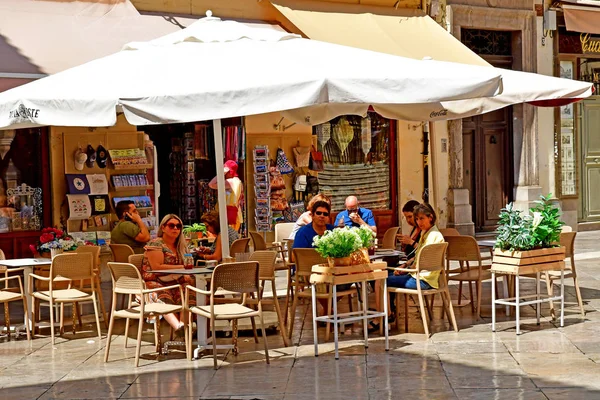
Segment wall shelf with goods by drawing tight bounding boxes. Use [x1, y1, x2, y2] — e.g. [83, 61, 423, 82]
[62, 131, 157, 237]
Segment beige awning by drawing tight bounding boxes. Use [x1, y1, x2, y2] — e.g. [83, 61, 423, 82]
[272, 0, 490, 67]
[563, 5, 600, 35]
[0, 0, 199, 77]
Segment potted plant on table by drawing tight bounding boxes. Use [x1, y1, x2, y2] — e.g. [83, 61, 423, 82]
[183, 223, 207, 240]
[493, 194, 565, 269]
[35, 227, 78, 258]
[312, 226, 363, 267]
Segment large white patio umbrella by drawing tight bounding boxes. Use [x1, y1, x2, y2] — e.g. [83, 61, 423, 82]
[0, 14, 508, 256]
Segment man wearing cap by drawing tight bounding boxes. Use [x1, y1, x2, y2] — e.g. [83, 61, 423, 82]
[209, 160, 243, 230]
[111, 200, 151, 253]
[334, 196, 377, 234]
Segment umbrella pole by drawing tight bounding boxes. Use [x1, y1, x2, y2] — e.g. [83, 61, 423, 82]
[213, 118, 230, 260]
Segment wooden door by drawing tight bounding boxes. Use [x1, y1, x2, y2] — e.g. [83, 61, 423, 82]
[463, 108, 513, 231]
[580, 98, 600, 221]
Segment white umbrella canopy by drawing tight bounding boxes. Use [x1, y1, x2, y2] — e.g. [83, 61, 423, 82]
[0, 14, 507, 259]
[0, 15, 505, 130]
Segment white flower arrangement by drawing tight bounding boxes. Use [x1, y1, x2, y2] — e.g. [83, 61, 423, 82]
[39, 238, 78, 252]
[312, 226, 363, 258]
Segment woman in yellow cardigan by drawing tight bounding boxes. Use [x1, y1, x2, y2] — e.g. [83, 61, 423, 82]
[387, 203, 444, 318]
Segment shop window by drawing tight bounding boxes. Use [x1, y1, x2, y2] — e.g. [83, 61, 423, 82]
[0, 128, 48, 232]
[314, 114, 392, 212]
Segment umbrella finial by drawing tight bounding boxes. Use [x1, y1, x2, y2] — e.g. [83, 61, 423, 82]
[206, 10, 213, 18]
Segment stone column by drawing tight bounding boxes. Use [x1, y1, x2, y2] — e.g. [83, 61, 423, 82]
[446, 119, 475, 236]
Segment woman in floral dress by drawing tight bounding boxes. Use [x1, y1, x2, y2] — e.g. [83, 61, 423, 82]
[142, 214, 195, 332]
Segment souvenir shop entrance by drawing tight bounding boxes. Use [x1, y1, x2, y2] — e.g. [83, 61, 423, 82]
[141, 118, 246, 230]
[244, 112, 397, 242]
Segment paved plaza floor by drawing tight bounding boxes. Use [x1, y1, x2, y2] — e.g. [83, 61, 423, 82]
[2, 231, 600, 399]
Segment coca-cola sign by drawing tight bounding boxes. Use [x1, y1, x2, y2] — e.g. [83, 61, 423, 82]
[429, 109, 448, 118]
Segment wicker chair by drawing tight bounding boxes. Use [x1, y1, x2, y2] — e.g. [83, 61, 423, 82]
[110, 244, 134, 262]
[380, 227, 400, 250]
[73, 246, 108, 328]
[545, 231, 585, 318]
[104, 262, 185, 367]
[445, 236, 496, 318]
[439, 228, 461, 237]
[289, 248, 355, 342]
[128, 254, 144, 271]
[184, 261, 269, 369]
[30, 253, 102, 345]
[249, 231, 285, 259]
[229, 238, 250, 258]
[387, 242, 457, 336]
[0, 266, 30, 341]
[248, 250, 289, 347]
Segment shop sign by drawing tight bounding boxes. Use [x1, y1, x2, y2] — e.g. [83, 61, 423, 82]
[8, 103, 40, 122]
[580, 33, 600, 54]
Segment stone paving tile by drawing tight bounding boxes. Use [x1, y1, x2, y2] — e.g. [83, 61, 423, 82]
[1, 231, 600, 399]
[453, 388, 547, 400]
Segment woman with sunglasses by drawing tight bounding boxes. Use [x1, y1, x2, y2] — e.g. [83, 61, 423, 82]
[292, 200, 333, 249]
[142, 214, 196, 332]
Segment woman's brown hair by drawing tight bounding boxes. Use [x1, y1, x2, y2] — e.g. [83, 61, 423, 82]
[201, 211, 220, 234]
[413, 203, 437, 224]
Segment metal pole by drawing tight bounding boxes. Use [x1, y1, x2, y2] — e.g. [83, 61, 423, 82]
[312, 284, 319, 356]
[212, 119, 230, 259]
[515, 274, 520, 335]
[422, 122, 429, 204]
[491, 271, 496, 332]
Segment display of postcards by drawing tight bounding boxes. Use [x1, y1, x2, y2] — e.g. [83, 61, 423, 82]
[255, 181, 269, 190]
[184, 138, 194, 150]
[255, 208, 270, 217]
[255, 173, 269, 184]
[185, 150, 194, 161]
[83, 232, 98, 244]
[139, 174, 148, 185]
[256, 223, 271, 232]
[186, 172, 196, 186]
[256, 197, 270, 208]
[187, 161, 195, 172]
[253, 147, 268, 158]
[113, 195, 152, 209]
[186, 185, 196, 197]
[111, 175, 123, 187]
[101, 216, 108, 226]
[255, 215, 270, 225]
[254, 163, 267, 173]
[254, 187, 270, 198]
[186, 197, 197, 209]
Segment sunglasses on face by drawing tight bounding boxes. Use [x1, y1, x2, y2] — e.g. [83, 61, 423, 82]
[314, 211, 329, 216]
[165, 223, 182, 230]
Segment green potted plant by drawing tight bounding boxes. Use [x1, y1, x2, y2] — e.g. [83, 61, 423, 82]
[351, 225, 376, 264]
[182, 223, 207, 240]
[312, 226, 363, 267]
[493, 194, 566, 269]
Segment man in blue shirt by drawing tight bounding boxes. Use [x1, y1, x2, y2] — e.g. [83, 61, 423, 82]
[334, 196, 377, 234]
[293, 200, 334, 249]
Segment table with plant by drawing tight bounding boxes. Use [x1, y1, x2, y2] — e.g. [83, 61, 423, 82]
[310, 226, 389, 359]
[491, 194, 566, 335]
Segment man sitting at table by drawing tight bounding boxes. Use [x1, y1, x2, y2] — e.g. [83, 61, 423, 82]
[111, 200, 151, 254]
[334, 196, 377, 234]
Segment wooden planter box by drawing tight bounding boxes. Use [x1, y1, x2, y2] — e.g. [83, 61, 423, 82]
[492, 247, 566, 275]
[310, 261, 387, 285]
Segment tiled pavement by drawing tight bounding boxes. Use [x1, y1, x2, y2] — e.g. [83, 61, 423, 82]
[2, 231, 600, 399]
